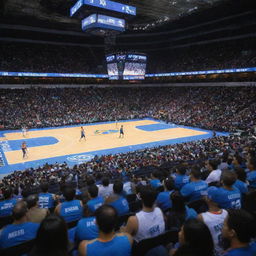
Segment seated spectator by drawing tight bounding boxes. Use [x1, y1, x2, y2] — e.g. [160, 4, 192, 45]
[0, 187, 17, 218]
[38, 182, 56, 209]
[166, 191, 197, 231]
[98, 177, 113, 199]
[233, 167, 248, 194]
[173, 165, 189, 190]
[149, 171, 162, 189]
[124, 186, 165, 242]
[246, 158, 256, 189]
[75, 205, 99, 243]
[198, 186, 228, 256]
[215, 170, 241, 209]
[171, 219, 214, 256]
[180, 167, 208, 202]
[86, 185, 104, 214]
[78, 205, 133, 256]
[26, 194, 49, 223]
[55, 185, 83, 223]
[0, 201, 39, 249]
[105, 180, 129, 216]
[222, 209, 256, 256]
[205, 159, 222, 185]
[29, 214, 69, 256]
[156, 178, 175, 212]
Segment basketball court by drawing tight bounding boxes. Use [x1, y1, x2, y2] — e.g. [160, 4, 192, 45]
[0, 118, 228, 176]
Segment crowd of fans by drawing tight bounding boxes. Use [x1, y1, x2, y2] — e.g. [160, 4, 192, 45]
[0, 87, 255, 132]
[1, 39, 255, 75]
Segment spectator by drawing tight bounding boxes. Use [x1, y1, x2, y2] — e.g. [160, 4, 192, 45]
[124, 186, 165, 242]
[233, 167, 249, 194]
[166, 191, 197, 231]
[105, 180, 129, 216]
[55, 185, 83, 223]
[180, 167, 208, 202]
[38, 182, 56, 210]
[205, 159, 222, 185]
[29, 214, 69, 256]
[149, 171, 162, 189]
[198, 186, 228, 256]
[78, 205, 133, 256]
[26, 194, 49, 223]
[98, 177, 113, 199]
[86, 185, 104, 214]
[0, 187, 17, 218]
[0, 201, 39, 249]
[75, 205, 99, 243]
[215, 170, 241, 209]
[222, 209, 256, 256]
[173, 165, 189, 190]
[246, 158, 256, 189]
[156, 178, 175, 212]
[171, 219, 214, 256]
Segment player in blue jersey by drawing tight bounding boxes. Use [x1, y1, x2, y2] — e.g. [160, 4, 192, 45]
[105, 180, 129, 216]
[78, 205, 133, 256]
[246, 158, 256, 189]
[119, 125, 124, 138]
[21, 141, 28, 159]
[222, 209, 256, 256]
[0, 187, 17, 219]
[0, 201, 39, 249]
[86, 185, 104, 214]
[156, 178, 175, 212]
[55, 185, 83, 223]
[180, 168, 208, 202]
[214, 170, 241, 209]
[79, 126, 86, 141]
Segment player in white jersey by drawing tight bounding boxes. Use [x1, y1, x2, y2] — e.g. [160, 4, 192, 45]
[22, 126, 27, 137]
[123, 186, 165, 242]
[198, 186, 228, 256]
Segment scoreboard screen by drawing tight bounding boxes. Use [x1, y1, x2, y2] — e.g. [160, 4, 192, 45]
[71, 0, 136, 17]
[82, 14, 125, 32]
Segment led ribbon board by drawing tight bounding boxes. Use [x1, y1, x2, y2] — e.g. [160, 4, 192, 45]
[71, 0, 136, 17]
[82, 14, 125, 32]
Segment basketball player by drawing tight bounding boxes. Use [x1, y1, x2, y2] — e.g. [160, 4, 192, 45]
[119, 125, 124, 138]
[79, 127, 86, 141]
[21, 141, 28, 159]
[22, 126, 26, 137]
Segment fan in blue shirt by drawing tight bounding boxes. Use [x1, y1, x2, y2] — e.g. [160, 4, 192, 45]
[76, 205, 99, 243]
[222, 209, 256, 256]
[173, 165, 190, 190]
[0, 187, 17, 218]
[246, 158, 256, 189]
[214, 170, 241, 209]
[0, 201, 39, 249]
[105, 180, 129, 216]
[180, 168, 208, 202]
[38, 182, 56, 209]
[87, 184, 104, 214]
[156, 179, 175, 211]
[149, 171, 162, 189]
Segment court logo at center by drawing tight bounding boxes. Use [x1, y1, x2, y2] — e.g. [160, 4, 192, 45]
[67, 154, 94, 163]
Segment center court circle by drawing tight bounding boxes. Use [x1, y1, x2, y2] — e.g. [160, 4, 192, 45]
[67, 154, 95, 164]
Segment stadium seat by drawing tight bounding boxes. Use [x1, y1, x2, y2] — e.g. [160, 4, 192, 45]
[132, 230, 179, 256]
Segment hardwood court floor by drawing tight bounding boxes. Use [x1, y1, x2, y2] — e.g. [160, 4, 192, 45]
[1, 119, 207, 165]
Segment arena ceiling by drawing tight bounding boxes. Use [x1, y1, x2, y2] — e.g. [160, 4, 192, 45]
[1, 0, 227, 32]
